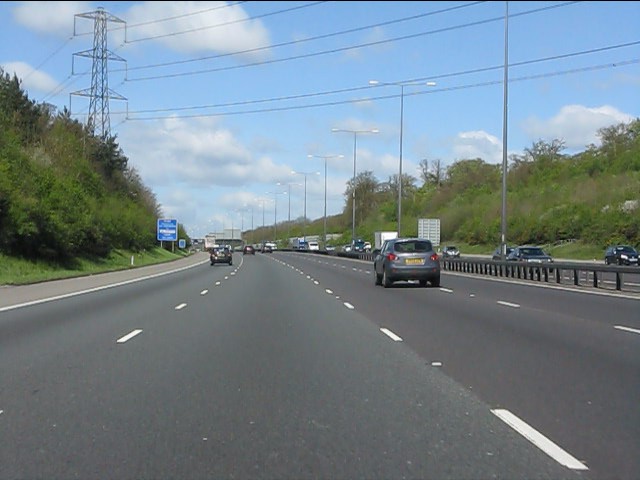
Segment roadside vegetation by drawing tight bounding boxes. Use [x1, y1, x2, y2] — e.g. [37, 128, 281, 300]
[1, 66, 638, 285]
[263, 119, 640, 257]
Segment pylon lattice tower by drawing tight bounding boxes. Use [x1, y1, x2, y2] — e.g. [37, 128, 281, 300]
[71, 7, 127, 139]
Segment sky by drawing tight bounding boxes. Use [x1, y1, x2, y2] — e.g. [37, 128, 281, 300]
[1, 1, 639, 239]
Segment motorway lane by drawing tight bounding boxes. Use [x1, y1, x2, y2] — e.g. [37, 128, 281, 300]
[276, 251, 639, 480]
[0, 252, 583, 479]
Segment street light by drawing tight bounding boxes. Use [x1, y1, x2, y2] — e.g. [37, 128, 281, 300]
[291, 170, 320, 241]
[278, 181, 302, 241]
[308, 154, 344, 245]
[368, 79, 436, 237]
[331, 127, 379, 243]
[266, 190, 287, 242]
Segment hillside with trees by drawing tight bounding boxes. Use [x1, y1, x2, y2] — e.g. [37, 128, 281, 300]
[282, 119, 639, 252]
[2, 65, 638, 268]
[0, 67, 184, 264]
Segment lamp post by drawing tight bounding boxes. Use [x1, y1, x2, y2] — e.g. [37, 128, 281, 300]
[308, 154, 343, 245]
[266, 190, 287, 243]
[368, 79, 436, 237]
[278, 181, 302, 242]
[291, 170, 320, 241]
[331, 128, 378, 243]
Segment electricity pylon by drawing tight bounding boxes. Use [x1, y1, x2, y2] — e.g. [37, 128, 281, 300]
[71, 7, 127, 139]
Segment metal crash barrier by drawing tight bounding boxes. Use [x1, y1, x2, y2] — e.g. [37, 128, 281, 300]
[440, 258, 639, 293]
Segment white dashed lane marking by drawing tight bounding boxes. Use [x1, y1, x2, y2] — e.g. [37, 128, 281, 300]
[614, 325, 640, 335]
[491, 409, 588, 470]
[380, 328, 403, 342]
[117, 329, 143, 344]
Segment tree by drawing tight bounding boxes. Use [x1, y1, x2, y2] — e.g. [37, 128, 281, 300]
[419, 157, 445, 186]
[345, 171, 379, 225]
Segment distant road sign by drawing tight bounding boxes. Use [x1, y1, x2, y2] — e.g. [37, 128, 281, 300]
[178, 239, 186, 249]
[157, 219, 178, 241]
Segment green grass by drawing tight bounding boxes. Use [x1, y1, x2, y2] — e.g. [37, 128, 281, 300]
[447, 241, 605, 260]
[0, 247, 190, 286]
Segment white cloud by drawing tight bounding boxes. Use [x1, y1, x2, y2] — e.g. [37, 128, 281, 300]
[124, 1, 271, 58]
[12, 1, 92, 37]
[1, 61, 59, 93]
[521, 105, 634, 150]
[119, 116, 296, 190]
[450, 130, 503, 164]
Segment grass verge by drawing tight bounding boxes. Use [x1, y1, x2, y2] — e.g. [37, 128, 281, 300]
[0, 247, 190, 286]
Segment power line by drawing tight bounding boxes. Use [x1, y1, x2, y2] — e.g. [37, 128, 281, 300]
[124, 1, 584, 82]
[122, 58, 640, 121]
[125, 1, 328, 44]
[118, 40, 640, 115]
[122, 1, 487, 73]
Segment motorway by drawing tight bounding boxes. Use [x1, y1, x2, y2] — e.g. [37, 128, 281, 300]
[0, 251, 638, 479]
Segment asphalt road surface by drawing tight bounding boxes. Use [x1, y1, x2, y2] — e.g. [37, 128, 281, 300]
[1, 251, 638, 479]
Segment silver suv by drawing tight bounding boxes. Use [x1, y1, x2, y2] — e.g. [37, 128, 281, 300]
[373, 238, 441, 288]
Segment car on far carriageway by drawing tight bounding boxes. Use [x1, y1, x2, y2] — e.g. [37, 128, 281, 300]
[441, 245, 460, 258]
[506, 245, 553, 264]
[492, 246, 515, 260]
[604, 245, 639, 266]
[373, 237, 441, 288]
[243, 245, 255, 255]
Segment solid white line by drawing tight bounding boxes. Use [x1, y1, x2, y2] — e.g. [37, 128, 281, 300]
[200, 290, 208, 295]
[497, 300, 520, 308]
[0, 259, 210, 313]
[491, 409, 588, 470]
[380, 328, 403, 342]
[117, 329, 143, 344]
[614, 325, 640, 335]
[343, 302, 355, 310]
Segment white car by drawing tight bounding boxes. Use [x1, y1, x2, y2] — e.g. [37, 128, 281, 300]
[308, 241, 319, 251]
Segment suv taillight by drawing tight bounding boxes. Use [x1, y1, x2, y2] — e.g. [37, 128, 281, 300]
[430, 253, 439, 262]
[386, 253, 397, 261]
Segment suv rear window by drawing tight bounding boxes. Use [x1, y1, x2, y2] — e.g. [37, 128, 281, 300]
[394, 240, 432, 252]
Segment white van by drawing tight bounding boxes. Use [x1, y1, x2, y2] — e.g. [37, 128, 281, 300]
[308, 241, 319, 251]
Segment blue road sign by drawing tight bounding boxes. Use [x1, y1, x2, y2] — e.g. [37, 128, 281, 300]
[157, 218, 178, 241]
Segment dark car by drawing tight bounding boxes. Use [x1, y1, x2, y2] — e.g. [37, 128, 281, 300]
[210, 246, 233, 266]
[441, 245, 460, 258]
[506, 245, 553, 264]
[373, 238, 441, 288]
[492, 246, 515, 260]
[243, 245, 255, 255]
[604, 245, 639, 266]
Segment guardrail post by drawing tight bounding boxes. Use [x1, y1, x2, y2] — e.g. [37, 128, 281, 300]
[573, 269, 579, 286]
[593, 271, 598, 288]
[556, 267, 561, 283]
[616, 272, 622, 291]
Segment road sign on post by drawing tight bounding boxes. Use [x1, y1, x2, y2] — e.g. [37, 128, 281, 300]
[157, 218, 178, 242]
[418, 218, 440, 247]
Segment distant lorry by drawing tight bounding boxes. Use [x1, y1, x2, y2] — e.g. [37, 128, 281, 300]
[291, 237, 307, 250]
[204, 233, 217, 250]
[374, 231, 398, 250]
